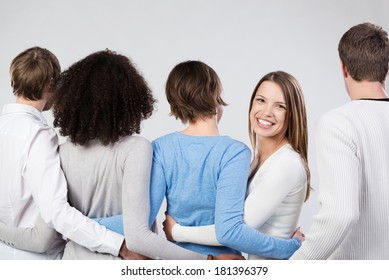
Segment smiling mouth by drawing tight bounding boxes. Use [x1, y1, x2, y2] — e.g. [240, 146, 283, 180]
[257, 118, 273, 127]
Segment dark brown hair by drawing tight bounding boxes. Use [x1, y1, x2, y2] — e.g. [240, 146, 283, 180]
[53, 49, 155, 145]
[338, 22, 389, 82]
[248, 71, 311, 201]
[10, 46, 61, 100]
[165, 60, 226, 123]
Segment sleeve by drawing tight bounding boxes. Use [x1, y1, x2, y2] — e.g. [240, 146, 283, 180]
[94, 216, 124, 236]
[290, 113, 360, 260]
[214, 144, 300, 259]
[23, 128, 124, 256]
[244, 154, 305, 229]
[148, 142, 167, 227]
[172, 223, 220, 246]
[0, 215, 59, 253]
[121, 138, 206, 260]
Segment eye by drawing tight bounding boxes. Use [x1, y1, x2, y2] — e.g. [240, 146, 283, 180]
[255, 97, 265, 103]
[276, 104, 287, 110]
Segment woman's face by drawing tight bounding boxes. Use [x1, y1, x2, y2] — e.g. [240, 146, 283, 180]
[249, 81, 287, 141]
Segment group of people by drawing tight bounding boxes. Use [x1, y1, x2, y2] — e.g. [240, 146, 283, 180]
[0, 22, 388, 260]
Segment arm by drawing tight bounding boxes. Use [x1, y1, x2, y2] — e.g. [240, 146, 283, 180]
[168, 217, 220, 246]
[121, 137, 207, 260]
[94, 216, 124, 236]
[0, 215, 59, 253]
[170, 151, 305, 245]
[290, 113, 360, 260]
[243, 152, 306, 230]
[214, 144, 300, 259]
[24, 127, 124, 257]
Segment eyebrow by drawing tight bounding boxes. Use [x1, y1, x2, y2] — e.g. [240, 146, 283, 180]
[256, 94, 287, 105]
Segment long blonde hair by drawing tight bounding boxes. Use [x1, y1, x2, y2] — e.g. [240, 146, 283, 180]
[248, 71, 311, 201]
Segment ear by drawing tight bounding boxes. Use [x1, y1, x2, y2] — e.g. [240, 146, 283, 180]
[340, 60, 348, 78]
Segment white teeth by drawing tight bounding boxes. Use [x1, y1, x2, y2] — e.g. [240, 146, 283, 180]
[257, 118, 272, 126]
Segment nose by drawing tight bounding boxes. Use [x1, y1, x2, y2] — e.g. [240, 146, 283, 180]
[263, 103, 273, 116]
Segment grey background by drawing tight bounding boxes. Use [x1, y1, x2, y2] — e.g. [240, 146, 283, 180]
[1, 0, 387, 237]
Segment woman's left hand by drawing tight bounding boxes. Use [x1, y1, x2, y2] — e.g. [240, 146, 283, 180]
[162, 212, 177, 241]
[291, 227, 306, 243]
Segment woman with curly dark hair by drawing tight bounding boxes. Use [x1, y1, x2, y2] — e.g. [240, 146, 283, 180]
[54, 49, 158, 259]
[0, 50, 217, 260]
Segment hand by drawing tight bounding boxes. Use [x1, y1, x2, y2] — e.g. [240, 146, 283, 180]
[119, 240, 151, 260]
[212, 254, 246, 260]
[162, 212, 177, 241]
[291, 227, 305, 243]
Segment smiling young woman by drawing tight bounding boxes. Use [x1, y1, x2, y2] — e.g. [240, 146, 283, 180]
[249, 80, 288, 166]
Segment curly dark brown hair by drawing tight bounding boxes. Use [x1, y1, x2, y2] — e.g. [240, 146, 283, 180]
[53, 49, 155, 145]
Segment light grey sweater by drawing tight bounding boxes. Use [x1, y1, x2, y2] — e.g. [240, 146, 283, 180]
[0, 135, 205, 260]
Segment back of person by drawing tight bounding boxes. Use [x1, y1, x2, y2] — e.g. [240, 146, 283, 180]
[60, 136, 148, 259]
[150, 132, 248, 256]
[53, 49, 155, 259]
[320, 99, 389, 259]
[0, 104, 65, 259]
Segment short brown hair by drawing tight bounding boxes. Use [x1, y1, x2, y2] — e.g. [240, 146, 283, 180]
[165, 60, 226, 123]
[10, 46, 60, 100]
[338, 22, 389, 82]
[53, 49, 155, 145]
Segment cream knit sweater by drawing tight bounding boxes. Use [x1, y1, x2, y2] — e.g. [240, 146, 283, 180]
[291, 99, 389, 259]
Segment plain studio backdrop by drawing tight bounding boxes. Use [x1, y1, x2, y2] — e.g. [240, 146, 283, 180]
[0, 0, 388, 245]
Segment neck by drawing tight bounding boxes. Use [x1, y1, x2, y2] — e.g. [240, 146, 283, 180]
[181, 116, 220, 136]
[16, 96, 46, 112]
[346, 79, 388, 100]
[257, 136, 288, 166]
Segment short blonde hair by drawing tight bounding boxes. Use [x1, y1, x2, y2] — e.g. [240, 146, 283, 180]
[10, 46, 60, 100]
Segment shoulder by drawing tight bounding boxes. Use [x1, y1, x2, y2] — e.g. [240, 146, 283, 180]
[218, 137, 252, 164]
[316, 104, 358, 148]
[117, 135, 153, 156]
[120, 135, 151, 147]
[27, 121, 58, 148]
[58, 139, 73, 153]
[21, 114, 57, 141]
[152, 132, 177, 145]
[272, 145, 303, 165]
[223, 137, 251, 153]
[264, 145, 306, 183]
[317, 102, 359, 130]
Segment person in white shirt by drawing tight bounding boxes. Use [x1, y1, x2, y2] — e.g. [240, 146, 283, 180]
[163, 71, 310, 259]
[290, 22, 389, 260]
[0, 46, 135, 260]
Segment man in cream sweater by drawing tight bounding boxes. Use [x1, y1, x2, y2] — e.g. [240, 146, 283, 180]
[291, 22, 389, 259]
